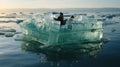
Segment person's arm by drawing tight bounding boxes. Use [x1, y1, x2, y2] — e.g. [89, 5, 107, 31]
[54, 18, 57, 20]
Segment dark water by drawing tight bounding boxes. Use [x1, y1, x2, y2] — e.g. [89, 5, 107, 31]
[22, 23, 120, 67]
[0, 23, 120, 67]
[0, 8, 120, 67]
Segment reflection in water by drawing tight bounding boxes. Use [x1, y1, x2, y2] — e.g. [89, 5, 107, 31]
[22, 41, 102, 65]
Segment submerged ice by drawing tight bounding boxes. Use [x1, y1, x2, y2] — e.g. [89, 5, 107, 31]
[22, 41, 102, 62]
[21, 13, 103, 46]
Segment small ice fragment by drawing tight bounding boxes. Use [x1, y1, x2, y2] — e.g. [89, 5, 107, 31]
[14, 32, 22, 34]
[102, 37, 111, 43]
[6, 29, 16, 32]
[111, 28, 116, 32]
[0, 32, 5, 35]
[16, 20, 24, 24]
[5, 32, 14, 37]
[14, 34, 24, 41]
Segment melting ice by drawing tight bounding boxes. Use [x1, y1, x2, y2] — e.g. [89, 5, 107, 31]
[21, 13, 103, 47]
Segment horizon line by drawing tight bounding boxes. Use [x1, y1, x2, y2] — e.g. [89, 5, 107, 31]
[0, 7, 120, 9]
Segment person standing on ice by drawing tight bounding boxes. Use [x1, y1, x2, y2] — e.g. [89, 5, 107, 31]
[69, 15, 74, 21]
[55, 12, 65, 26]
[67, 15, 74, 29]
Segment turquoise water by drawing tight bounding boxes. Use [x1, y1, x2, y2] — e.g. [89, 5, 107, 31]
[0, 8, 120, 67]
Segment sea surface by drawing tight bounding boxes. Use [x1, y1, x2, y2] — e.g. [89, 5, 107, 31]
[0, 8, 120, 67]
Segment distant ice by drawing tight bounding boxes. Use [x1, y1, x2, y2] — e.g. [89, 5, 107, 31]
[14, 34, 25, 41]
[0, 23, 22, 38]
[5, 32, 14, 37]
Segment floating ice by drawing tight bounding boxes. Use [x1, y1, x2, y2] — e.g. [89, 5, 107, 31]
[0, 32, 5, 35]
[14, 32, 22, 34]
[102, 37, 111, 43]
[0, 26, 17, 37]
[0, 28, 16, 32]
[21, 13, 103, 46]
[14, 34, 24, 41]
[111, 28, 116, 32]
[5, 32, 14, 37]
[16, 20, 24, 24]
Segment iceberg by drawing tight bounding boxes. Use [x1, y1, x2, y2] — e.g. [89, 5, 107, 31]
[20, 13, 103, 47]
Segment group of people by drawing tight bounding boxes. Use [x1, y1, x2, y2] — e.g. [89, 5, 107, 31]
[54, 12, 74, 26]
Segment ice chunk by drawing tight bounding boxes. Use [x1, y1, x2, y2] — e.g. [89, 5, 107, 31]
[102, 37, 111, 43]
[4, 29, 16, 32]
[14, 34, 24, 41]
[0, 32, 5, 35]
[21, 13, 103, 46]
[0, 27, 16, 32]
[5, 32, 14, 37]
[14, 32, 22, 34]
[16, 20, 24, 24]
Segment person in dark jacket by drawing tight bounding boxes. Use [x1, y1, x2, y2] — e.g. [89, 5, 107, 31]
[55, 12, 65, 26]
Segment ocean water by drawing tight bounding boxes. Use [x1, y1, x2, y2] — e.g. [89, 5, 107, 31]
[0, 8, 120, 67]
